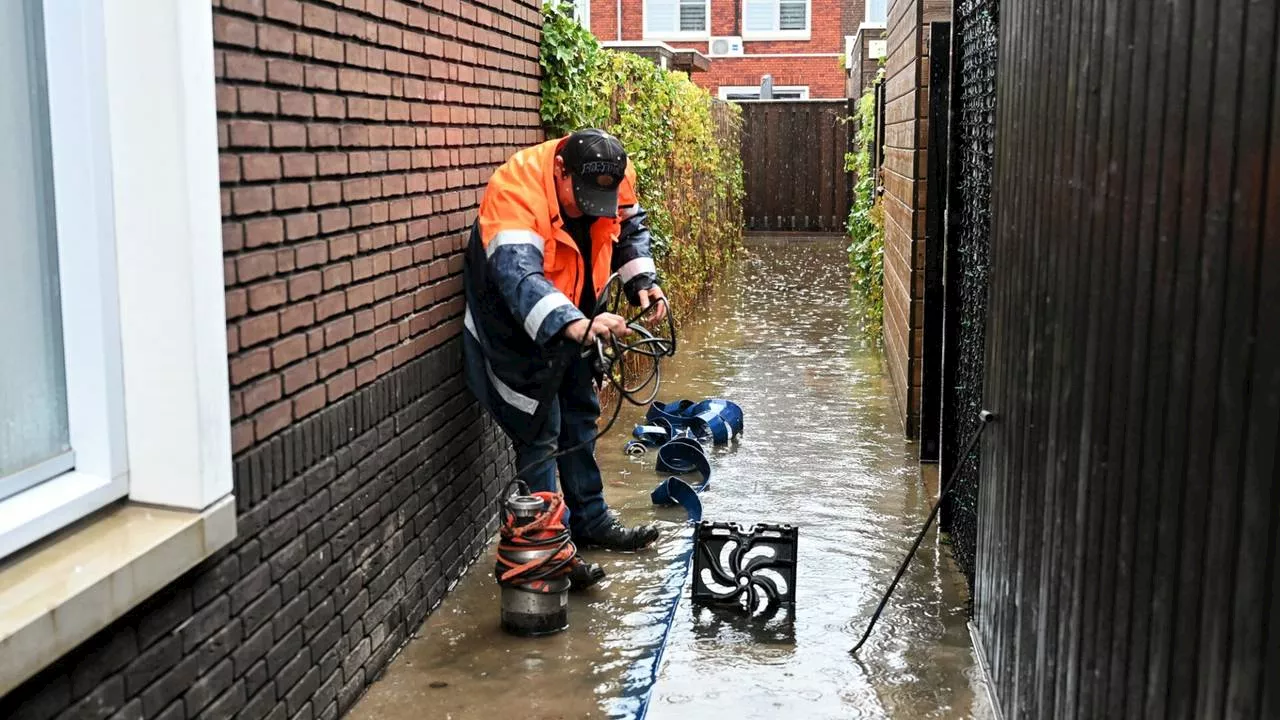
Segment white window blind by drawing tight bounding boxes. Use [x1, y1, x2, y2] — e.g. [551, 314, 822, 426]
[645, 0, 707, 35]
[0, 0, 74, 503]
[867, 0, 888, 24]
[743, 0, 809, 34]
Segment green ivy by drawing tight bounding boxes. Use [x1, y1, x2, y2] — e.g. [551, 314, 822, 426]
[846, 75, 886, 341]
[540, 1, 744, 315]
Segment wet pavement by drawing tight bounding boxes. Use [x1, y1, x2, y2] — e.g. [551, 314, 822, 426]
[347, 235, 993, 720]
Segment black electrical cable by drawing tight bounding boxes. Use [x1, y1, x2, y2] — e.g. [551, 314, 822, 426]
[850, 409, 998, 656]
[505, 273, 675, 497]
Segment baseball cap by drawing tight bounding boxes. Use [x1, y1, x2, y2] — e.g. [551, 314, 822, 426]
[560, 128, 627, 218]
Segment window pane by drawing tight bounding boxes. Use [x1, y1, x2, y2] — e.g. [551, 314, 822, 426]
[0, 0, 72, 498]
[868, 0, 888, 23]
[779, 1, 807, 30]
[744, 0, 776, 32]
[645, 0, 677, 33]
[678, 0, 705, 31]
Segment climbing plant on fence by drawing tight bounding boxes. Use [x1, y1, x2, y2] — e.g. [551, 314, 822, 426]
[540, 1, 745, 313]
[846, 82, 885, 341]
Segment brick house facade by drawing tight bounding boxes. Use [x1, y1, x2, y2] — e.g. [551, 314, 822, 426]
[0, 1, 539, 718]
[579, 0, 888, 99]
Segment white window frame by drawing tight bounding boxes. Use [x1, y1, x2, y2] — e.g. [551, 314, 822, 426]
[572, 0, 591, 30]
[718, 85, 811, 100]
[642, 0, 711, 41]
[741, 0, 811, 41]
[0, 0, 233, 561]
[865, 0, 889, 27]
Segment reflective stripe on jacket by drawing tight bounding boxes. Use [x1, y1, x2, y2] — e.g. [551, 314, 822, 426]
[462, 137, 658, 443]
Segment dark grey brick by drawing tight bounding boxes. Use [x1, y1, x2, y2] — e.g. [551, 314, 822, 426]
[237, 538, 263, 572]
[266, 627, 304, 676]
[241, 586, 283, 635]
[136, 589, 192, 649]
[244, 658, 271, 699]
[284, 668, 321, 717]
[272, 590, 310, 638]
[280, 569, 301, 601]
[192, 551, 241, 609]
[239, 684, 278, 720]
[328, 518, 360, 559]
[298, 543, 328, 588]
[295, 489, 331, 534]
[107, 699, 142, 720]
[181, 658, 233, 716]
[317, 701, 339, 720]
[180, 595, 230, 653]
[232, 622, 274, 676]
[341, 638, 371, 679]
[71, 628, 138, 697]
[198, 679, 246, 720]
[229, 562, 271, 615]
[288, 702, 313, 720]
[154, 699, 185, 720]
[65, 676, 124, 720]
[320, 496, 354, 541]
[329, 469, 359, 505]
[367, 626, 405, 680]
[304, 524, 326, 555]
[311, 671, 341, 715]
[339, 589, 369, 632]
[269, 475, 307, 522]
[336, 667, 364, 716]
[307, 560, 345, 607]
[260, 514, 299, 558]
[310, 615, 342, 660]
[236, 503, 271, 545]
[315, 644, 341, 682]
[301, 597, 334, 641]
[123, 633, 182, 696]
[270, 535, 306, 582]
[275, 649, 312, 707]
[141, 653, 198, 717]
[193, 618, 243, 672]
[302, 459, 337, 495]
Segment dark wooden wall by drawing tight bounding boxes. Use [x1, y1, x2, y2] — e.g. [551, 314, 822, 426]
[972, 0, 1279, 717]
[739, 100, 852, 232]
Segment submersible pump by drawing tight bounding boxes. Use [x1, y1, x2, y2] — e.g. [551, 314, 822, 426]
[494, 490, 576, 636]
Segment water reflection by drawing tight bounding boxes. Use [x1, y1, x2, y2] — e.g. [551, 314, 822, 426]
[346, 236, 991, 720]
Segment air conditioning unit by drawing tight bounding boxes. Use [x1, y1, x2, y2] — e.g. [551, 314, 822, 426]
[708, 36, 744, 57]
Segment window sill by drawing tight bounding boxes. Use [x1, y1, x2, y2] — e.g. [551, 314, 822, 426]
[643, 32, 711, 42]
[742, 31, 812, 42]
[0, 496, 236, 696]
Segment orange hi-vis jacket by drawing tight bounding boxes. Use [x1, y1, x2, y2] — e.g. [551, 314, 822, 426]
[461, 137, 658, 442]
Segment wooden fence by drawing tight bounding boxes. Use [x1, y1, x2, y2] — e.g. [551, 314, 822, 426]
[738, 100, 853, 232]
[971, 0, 1279, 717]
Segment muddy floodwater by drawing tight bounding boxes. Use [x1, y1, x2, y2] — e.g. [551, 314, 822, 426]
[347, 235, 993, 720]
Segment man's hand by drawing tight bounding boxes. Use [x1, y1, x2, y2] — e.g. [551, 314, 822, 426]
[563, 313, 631, 344]
[638, 286, 668, 322]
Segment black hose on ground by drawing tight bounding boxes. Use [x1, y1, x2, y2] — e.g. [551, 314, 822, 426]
[850, 409, 998, 656]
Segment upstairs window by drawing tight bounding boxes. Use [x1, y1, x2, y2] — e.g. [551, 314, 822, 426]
[743, 0, 810, 40]
[866, 0, 888, 25]
[644, 0, 709, 38]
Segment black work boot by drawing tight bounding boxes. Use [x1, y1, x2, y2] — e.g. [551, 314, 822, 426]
[567, 556, 606, 591]
[576, 517, 661, 552]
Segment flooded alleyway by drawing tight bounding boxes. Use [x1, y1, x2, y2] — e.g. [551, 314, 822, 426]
[348, 236, 992, 720]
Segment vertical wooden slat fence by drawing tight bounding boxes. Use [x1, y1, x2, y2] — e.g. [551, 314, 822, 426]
[971, 0, 1279, 717]
[739, 100, 853, 232]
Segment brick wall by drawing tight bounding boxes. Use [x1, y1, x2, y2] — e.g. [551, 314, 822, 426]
[598, 0, 857, 98]
[0, 0, 539, 718]
[881, 0, 948, 438]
